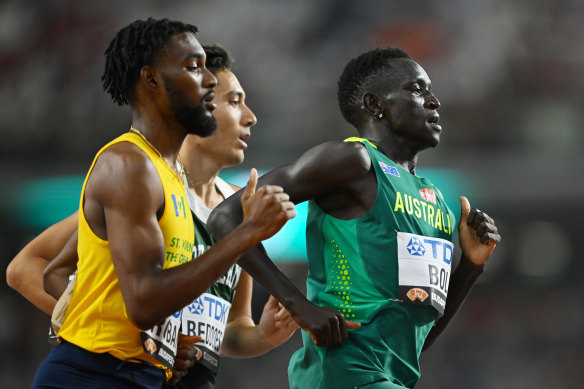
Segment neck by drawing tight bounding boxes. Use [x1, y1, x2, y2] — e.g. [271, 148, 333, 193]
[359, 126, 420, 175]
[180, 147, 225, 208]
[131, 112, 186, 164]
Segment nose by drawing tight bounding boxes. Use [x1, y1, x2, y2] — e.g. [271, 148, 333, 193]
[202, 67, 217, 89]
[425, 92, 440, 110]
[242, 104, 257, 127]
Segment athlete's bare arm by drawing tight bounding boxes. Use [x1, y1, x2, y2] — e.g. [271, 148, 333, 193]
[221, 271, 299, 357]
[43, 229, 79, 299]
[84, 142, 294, 330]
[423, 196, 500, 350]
[6, 212, 78, 315]
[209, 140, 369, 347]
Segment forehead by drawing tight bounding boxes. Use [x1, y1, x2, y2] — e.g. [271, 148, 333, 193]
[160, 32, 205, 62]
[215, 70, 244, 95]
[376, 58, 431, 90]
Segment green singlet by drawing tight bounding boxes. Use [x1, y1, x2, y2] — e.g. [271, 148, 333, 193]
[288, 138, 455, 389]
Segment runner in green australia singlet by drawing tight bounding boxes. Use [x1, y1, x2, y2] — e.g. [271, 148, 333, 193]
[288, 138, 455, 388]
[209, 46, 500, 389]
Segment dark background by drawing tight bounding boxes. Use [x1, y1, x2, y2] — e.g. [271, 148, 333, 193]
[1, 0, 583, 388]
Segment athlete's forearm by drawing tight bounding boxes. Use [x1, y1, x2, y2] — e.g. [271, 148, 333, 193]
[423, 255, 484, 350]
[7, 254, 56, 315]
[221, 318, 276, 358]
[126, 222, 263, 330]
[208, 197, 310, 314]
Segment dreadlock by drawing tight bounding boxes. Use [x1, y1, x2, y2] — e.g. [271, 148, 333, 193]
[102, 17, 199, 106]
[337, 47, 411, 127]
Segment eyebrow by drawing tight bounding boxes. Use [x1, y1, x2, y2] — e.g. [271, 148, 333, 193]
[226, 90, 244, 98]
[185, 52, 205, 60]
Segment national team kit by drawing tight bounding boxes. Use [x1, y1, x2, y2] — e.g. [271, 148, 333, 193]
[288, 138, 455, 389]
[36, 135, 455, 388]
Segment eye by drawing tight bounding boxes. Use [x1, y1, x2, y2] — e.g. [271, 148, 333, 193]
[410, 85, 423, 94]
[186, 63, 201, 72]
[228, 99, 241, 106]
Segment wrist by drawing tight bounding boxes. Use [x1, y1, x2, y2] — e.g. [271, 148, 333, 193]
[457, 254, 485, 277]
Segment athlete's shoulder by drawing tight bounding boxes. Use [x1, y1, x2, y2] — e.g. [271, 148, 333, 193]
[303, 140, 371, 177]
[96, 141, 156, 176]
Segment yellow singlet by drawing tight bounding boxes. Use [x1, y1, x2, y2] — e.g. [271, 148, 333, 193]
[58, 132, 194, 376]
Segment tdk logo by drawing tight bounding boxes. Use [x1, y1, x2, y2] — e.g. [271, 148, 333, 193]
[406, 236, 453, 265]
[188, 298, 205, 315]
[407, 237, 426, 256]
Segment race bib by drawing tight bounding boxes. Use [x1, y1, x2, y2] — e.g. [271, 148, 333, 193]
[397, 232, 453, 315]
[140, 311, 181, 370]
[49, 272, 77, 345]
[180, 292, 232, 373]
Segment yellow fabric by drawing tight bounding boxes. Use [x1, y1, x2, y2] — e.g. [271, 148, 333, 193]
[58, 132, 194, 378]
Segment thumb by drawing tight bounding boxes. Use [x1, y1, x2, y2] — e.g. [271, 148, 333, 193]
[178, 334, 203, 345]
[345, 319, 361, 330]
[265, 295, 279, 310]
[459, 196, 471, 223]
[242, 168, 258, 200]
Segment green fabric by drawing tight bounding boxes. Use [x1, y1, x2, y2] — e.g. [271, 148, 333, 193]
[288, 139, 455, 389]
[192, 213, 240, 302]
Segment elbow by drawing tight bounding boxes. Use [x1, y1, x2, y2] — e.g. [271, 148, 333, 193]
[6, 261, 22, 291]
[125, 301, 162, 330]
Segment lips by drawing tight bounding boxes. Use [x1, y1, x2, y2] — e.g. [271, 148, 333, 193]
[428, 114, 440, 124]
[203, 90, 216, 111]
[239, 133, 250, 149]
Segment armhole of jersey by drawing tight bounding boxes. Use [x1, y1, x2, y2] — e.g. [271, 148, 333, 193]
[308, 138, 382, 223]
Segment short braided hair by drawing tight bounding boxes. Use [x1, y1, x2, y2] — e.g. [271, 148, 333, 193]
[337, 47, 411, 127]
[102, 17, 199, 106]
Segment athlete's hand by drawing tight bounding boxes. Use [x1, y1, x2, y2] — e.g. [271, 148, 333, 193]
[458, 196, 500, 265]
[240, 168, 296, 241]
[291, 300, 361, 348]
[168, 334, 203, 386]
[259, 295, 300, 347]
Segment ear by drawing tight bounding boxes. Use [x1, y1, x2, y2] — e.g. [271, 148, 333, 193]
[362, 92, 382, 117]
[140, 65, 159, 91]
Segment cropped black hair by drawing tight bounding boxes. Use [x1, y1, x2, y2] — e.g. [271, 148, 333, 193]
[203, 43, 233, 75]
[337, 47, 411, 127]
[102, 17, 199, 106]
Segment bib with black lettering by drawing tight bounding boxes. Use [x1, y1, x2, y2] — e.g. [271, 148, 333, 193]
[140, 311, 181, 370]
[397, 232, 453, 315]
[178, 204, 241, 375]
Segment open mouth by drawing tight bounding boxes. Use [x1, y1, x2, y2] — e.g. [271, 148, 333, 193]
[428, 115, 440, 124]
[239, 133, 250, 148]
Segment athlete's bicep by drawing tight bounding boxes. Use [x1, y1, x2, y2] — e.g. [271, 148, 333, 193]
[258, 141, 371, 204]
[88, 146, 166, 309]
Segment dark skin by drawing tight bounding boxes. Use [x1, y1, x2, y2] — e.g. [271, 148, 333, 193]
[209, 58, 500, 348]
[77, 32, 296, 331]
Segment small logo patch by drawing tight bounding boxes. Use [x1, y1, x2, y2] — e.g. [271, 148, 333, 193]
[144, 338, 157, 354]
[406, 288, 429, 302]
[406, 236, 426, 256]
[188, 297, 205, 315]
[419, 188, 436, 204]
[378, 162, 400, 177]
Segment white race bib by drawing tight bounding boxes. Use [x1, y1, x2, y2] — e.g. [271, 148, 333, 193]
[140, 311, 181, 370]
[397, 232, 453, 315]
[180, 292, 232, 373]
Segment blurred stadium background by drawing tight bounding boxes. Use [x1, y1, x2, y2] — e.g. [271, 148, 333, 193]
[1, 0, 583, 388]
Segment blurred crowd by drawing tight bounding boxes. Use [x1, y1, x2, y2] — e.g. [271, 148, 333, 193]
[1, 0, 582, 388]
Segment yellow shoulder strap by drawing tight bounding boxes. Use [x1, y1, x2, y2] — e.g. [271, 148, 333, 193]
[343, 137, 378, 149]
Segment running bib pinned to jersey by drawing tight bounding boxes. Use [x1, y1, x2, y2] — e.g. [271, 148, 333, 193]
[397, 231, 453, 315]
[181, 292, 232, 373]
[140, 312, 181, 370]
